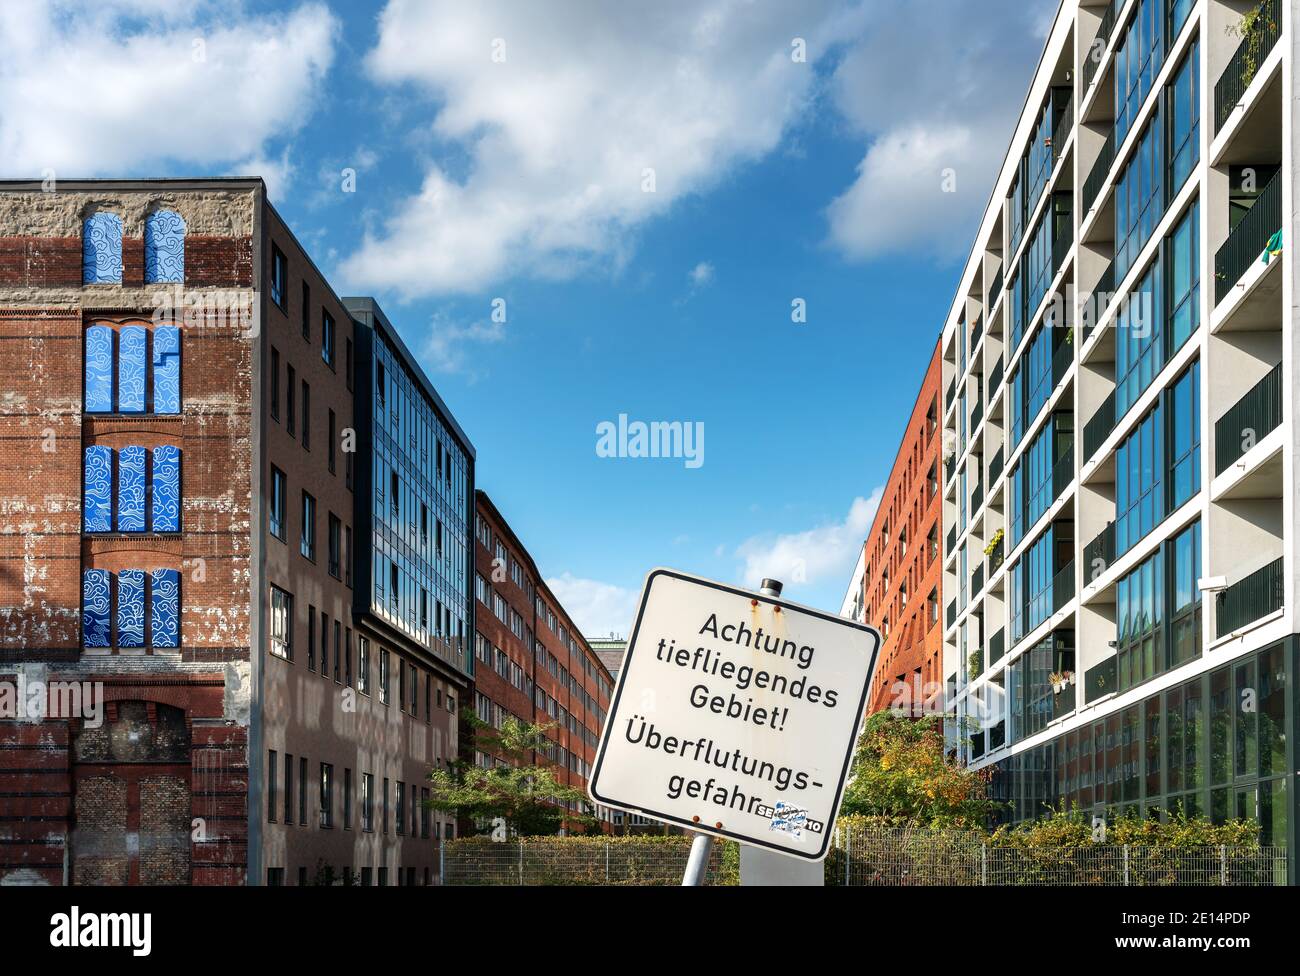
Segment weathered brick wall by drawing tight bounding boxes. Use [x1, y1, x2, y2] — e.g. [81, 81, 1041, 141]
[0, 185, 257, 885]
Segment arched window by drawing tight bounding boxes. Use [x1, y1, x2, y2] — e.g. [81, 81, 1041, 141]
[82, 212, 123, 284]
[152, 446, 181, 532]
[118, 325, 147, 413]
[84, 325, 115, 412]
[83, 446, 113, 532]
[82, 570, 112, 647]
[153, 325, 181, 413]
[144, 209, 185, 283]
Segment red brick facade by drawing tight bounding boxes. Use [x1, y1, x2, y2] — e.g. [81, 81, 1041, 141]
[862, 340, 944, 715]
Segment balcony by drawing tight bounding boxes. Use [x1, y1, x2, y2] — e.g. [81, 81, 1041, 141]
[946, 599, 957, 629]
[971, 317, 983, 350]
[970, 398, 983, 432]
[1215, 362, 1282, 476]
[1084, 656, 1116, 704]
[1082, 0, 1119, 90]
[1082, 259, 1115, 345]
[1215, 168, 1281, 304]
[1050, 98, 1074, 164]
[1051, 338, 1072, 388]
[1216, 556, 1284, 638]
[946, 523, 956, 555]
[1052, 560, 1076, 614]
[987, 536, 1005, 574]
[1051, 448, 1074, 499]
[1082, 124, 1114, 214]
[1083, 391, 1115, 460]
[989, 445, 1005, 485]
[1214, 0, 1282, 133]
[1083, 521, 1115, 582]
[945, 377, 956, 410]
[970, 481, 983, 514]
[988, 354, 1004, 397]
[971, 563, 984, 598]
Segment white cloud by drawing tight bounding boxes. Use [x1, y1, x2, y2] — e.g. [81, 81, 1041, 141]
[422, 312, 506, 377]
[546, 572, 639, 639]
[0, 1, 338, 186]
[825, 0, 1054, 261]
[342, 0, 849, 297]
[734, 488, 884, 591]
[688, 261, 715, 287]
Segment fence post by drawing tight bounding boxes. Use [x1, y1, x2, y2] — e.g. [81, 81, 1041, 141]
[981, 844, 987, 886]
[1123, 845, 1129, 886]
[438, 843, 445, 886]
[605, 841, 610, 883]
[1220, 845, 1227, 885]
[519, 840, 524, 886]
[844, 830, 851, 886]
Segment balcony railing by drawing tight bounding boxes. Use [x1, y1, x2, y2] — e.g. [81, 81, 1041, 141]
[946, 524, 956, 555]
[988, 354, 1004, 396]
[988, 626, 1005, 665]
[1083, 521, 1116, 582]
[1216, 556, 1284, 637]
[1215, 362, 1282, 475]
[972, 563, 984, 597]
[1215, 167, 1282, 304]
[989, 445, 1005, 485]
[1214, 0, 1282, 132]
[1083, 391, 1116, 460]
[988, 537, 1005, 574]
[1052, 230, 1072, 278]
[971, 482, 983, 514]
[1051, 447, 1074, 499]
[946, 599, 957, 629]
[1051, 98, 1074, 164]
[971, 317, 983, 350]
[945, 377, 956, 410]
[1082, 0, 1119, 90]
[945, 454, 956, 485]
[1084, 656, 1116, 704]
[1051, 339, 1072, 388]
[970, 398, 983, 432]
[1083, 259, 1115, 345]
[1053, 559, 1076, 613]
[1082, 124, 1115, 214]
[989, 264, 1004, 305]
[1052, 684, 1076, 722]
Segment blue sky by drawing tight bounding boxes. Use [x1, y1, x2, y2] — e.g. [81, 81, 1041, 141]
[0, 0, 1054, 633]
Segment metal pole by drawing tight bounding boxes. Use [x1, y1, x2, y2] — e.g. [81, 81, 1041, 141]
[681, 832, 714, 886]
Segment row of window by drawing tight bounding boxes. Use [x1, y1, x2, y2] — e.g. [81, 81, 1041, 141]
[83, 445, 181, 533]
[85, 324, 181, 414]
[81, 569, 180, 648]
[266, 751, 439, 840]
[82, 209, 185, 285]
[266, 864, 443, 887]
[267, 584, 457, 719]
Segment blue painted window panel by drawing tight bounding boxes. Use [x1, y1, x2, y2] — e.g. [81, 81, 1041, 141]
[116, 569, 146, 648]
[118, 326, 147, 413]
[82, 212, 123, 284]
[82, 570, 111, 647]
[151, 569, 180, 648]
[153, 325, 181, 413]
[117, 446, 147, 532]
[152, 446, 181, 532]
[83, 446, 113, 532]
[84, 326, 115, 413]
[144, 210, 185, 284]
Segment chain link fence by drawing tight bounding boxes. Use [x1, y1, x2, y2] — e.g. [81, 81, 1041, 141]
[441, 827, 1286, 886]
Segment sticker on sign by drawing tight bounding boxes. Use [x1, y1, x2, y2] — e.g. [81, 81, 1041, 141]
[588, 568, 880, 861]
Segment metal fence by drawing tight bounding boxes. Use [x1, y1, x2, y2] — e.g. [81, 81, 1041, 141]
[440, 828, 1286, 886]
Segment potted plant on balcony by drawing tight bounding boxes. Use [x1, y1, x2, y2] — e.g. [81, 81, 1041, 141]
[1229, 1, 1280, 91]
[968, 650, 982, 683]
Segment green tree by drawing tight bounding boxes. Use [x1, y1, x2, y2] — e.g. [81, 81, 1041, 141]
[425, 712, 599, 836]
[839, 711, 998, 827]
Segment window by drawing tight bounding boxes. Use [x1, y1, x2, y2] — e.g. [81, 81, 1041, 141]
[301, 382, 310, 450]
[1166, 203, 1199, 353]
[328, 513, 341, 578]
[117, 446, 146, 531]
[83, 212, 123, 284]
[151, 569, 180, 648]
[357, 637, 371, 695]
[380, 649, 390, 704]
[144, 209, 185, 283]
[319, 763, 334, 828]
[1114, 114, 1163, 283]
[270, 347, 281, 421]
[383, 777, 390, 833]
[300, 491, 316, 560]
[328, 409, 336, 474]
[1114, 0, 1163, 146]
[269, 585, 292, 660]
[301, 282, 311, 340]
[1166, 43, 1199, 193]
[1167, 362, 1200, 511]
[344, 768, 353, 829]
[396, 780, 406, 834]
[1114, 260, 1162, 416]
[1117, 519, 1201, 692]
[322, 310, 335, 367]
[1115, 402, 1164, 554]
[333, 621, 341, 682]
[267, 750, 278, 822]
[284, 753, 294, 824]
[1168, 519, 1202, 670]
[270, 245, 286, 310]
[344, 526, 352, 587]
[307, 606, 316, 671]
[345, 628, 353, 686]
[270, 466, 287, 540]
[319, 609, 328, 677]
[298, 757, 307, 824]
[286, 365, 296, 435]
[345, 338, 354, 391]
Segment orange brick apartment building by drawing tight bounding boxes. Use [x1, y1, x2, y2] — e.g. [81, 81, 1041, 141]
[858, 339, 944, 715]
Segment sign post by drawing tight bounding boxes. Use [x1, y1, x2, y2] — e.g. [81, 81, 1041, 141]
[588, 569, 880, 881]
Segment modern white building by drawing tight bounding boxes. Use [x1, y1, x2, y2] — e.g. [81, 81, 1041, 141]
[939, 0, 1294, 876]
[840, 544, 868, 623]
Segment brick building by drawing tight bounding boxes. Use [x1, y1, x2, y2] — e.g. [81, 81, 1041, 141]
[0, 178, 474, 885]
[472, 490, 614, 828]
[858, 339, 944, 716]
